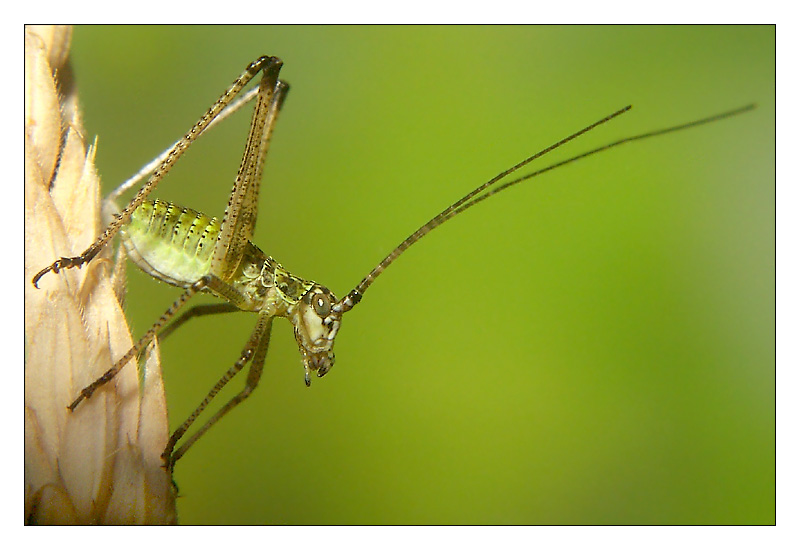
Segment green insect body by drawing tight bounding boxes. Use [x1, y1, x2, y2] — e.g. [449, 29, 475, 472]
[122, 198, 341, 378]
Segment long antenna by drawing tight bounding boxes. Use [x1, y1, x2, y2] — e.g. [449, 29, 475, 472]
[337, 103, 755, 312]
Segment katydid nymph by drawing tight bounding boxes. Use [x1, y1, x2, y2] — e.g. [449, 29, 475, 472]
[32, 56, 755, 470]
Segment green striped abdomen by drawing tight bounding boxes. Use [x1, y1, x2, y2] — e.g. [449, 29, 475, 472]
[120, 199, 220, 288]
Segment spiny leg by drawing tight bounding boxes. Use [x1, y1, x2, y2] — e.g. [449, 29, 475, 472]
[211, 74, 288, 281]
[125, 304, 240, 395]
[163, 314, 274, 470]
[159, 303, 240, 342]
[67, 278, 209, 411]
[32, 56, 284, 288]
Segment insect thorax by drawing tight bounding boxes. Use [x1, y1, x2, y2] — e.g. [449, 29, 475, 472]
[234, 245, 318, 316]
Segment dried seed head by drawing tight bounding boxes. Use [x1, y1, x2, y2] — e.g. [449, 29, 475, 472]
[24, 25, 176, 525]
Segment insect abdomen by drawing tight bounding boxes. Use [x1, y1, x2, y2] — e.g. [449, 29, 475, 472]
[120, 199, 220, 288]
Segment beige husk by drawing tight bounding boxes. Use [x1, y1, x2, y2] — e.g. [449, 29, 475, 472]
[24, 25, 176, 524]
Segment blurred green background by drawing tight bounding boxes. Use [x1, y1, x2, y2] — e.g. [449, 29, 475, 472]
[69, 25, 774, 525]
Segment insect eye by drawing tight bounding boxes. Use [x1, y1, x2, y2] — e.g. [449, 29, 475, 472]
[313, 294, 331, 317]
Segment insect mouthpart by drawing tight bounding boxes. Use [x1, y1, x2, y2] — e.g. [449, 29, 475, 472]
[299, 345, 336, 387]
